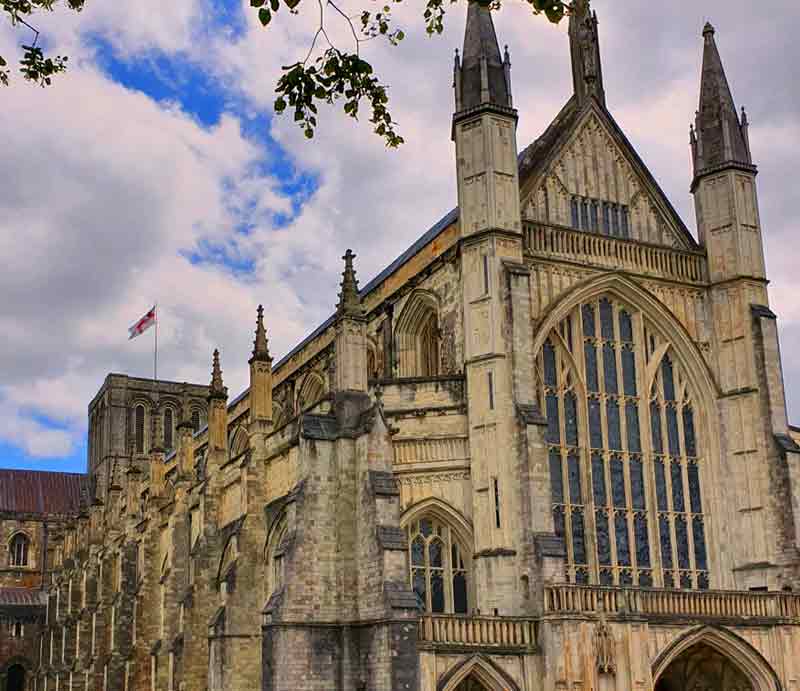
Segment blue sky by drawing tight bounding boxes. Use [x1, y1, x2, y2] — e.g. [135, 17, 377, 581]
[1, 0, 799, 475]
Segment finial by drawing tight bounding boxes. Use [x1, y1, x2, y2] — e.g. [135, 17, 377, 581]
[741, 106, 749, 126]
[210, 349, 227, 398]
[251, 304, 271, 362]
[337, 249, 363, 318]
[703, 21, 715, 38]
[503, 44, 510, 65]
[689, 123, 696, 143]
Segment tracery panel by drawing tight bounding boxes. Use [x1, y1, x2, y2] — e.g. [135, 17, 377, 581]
[538, 295, 709, 589]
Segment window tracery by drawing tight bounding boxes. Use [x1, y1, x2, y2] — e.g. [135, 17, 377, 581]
[395, 291, 440, 377]
[265, 516, 287, 598]
[9, 533, 30, 567]
[406, 517, 468, 614]
[538, 295, 708, 588]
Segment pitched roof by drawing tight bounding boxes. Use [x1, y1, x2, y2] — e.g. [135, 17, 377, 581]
[0, 469, 90, 515]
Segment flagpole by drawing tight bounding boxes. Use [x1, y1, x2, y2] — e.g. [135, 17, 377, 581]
[154, 304, 158, 382]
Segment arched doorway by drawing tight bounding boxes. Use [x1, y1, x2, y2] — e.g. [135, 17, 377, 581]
[7, 664, 26, 691]
[655, 642, 752, 691]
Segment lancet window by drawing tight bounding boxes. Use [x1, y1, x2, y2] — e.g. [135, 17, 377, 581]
[569, 196, 630, 239]
[135, 405, 146, 454]
[9, 533, 30, 567]
[164, 408, 174, 452]
[407, 517, 468, 614]
[539, 296, 708, 588]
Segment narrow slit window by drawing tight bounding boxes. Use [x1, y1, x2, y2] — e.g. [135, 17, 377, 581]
[482, 255, 490, 295]
[487, 371, 494, 410]
[493, 477, 501, 529]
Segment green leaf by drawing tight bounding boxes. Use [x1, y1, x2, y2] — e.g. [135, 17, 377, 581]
[270, 0, 279, 11]
[274, 97, 286, 112]
[250, 0, 265, 7]
[259, 7, 271, 25]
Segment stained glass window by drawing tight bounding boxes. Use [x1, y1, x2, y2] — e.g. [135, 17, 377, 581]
[571, 197, 580, 229]
[539, 296, 709, 589]
[406, 518, 468, 614]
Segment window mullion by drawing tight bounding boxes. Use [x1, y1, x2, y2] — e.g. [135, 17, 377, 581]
[678, 400, 698, 586]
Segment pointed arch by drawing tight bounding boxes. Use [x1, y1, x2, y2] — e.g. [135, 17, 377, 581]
[395, 289, 440, 377]
[437, 654, 522, 691]
[229, 426, 249, 459]
[296, 371, 326, 413]
[8, 531, 31, 567]
[652, 626, 781, 691]
[401, 497, 473, 549]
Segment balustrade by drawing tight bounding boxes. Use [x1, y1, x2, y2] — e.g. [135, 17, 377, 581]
[418, 615, 537, 649]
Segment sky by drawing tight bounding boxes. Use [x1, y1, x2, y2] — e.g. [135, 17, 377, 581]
[0, 0, 798, 474]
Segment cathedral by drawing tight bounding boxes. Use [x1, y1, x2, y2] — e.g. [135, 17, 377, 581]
[2, 0, 800, 689]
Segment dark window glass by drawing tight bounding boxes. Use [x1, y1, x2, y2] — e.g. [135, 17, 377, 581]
[621, 206, 630, 238]
[543, 341, 557, 387]
[650, 401, 663, 454]
[655, 460, 668, 511]
[581, 200, 590, 230]
[611, 457, 626, 507]
[620, 570, 633, 586]
[607, 400, 622, 450]
[688, 463, 703, 513]
[599, 569, 613, 585]
[135, 405, 145, 454]
[420, 519, 433, 537]
[639, 571, 653, 587]
[662, 357, 676, 402]
[680, 572, 692, 590]
[599, 299, 614, 340]
[590, 201, 599, 231]
[675, 517, 690, 570]
[667, 407, 680, 456]
[602, 203, 611, 235]
[671, 462, 685, 512]
[453, 573, 468, 614]
[692, 517, 707, 570]
[635, 514, 650, 566]
[589, 398, 603, 448]
[571, 198, 580, 228]
[411, 537, 425, 566]
[615, 513, 631, 565]
[571, 510, 587, 564]
[596, 511, 611, 565]
[582, 304, 595, 338]
[576, 570, 589, 585]
[564, 392, 578, 447]
[659, 515, 673, 568]
[683, 407, 697, 457]
[429, 539, 443, 568]
[603, 343, 618, 394]
[619, 311, 633, 343]
[430, 571, 445, 613]
[630, 457, 646, 509]
[698, 573, 709, 590]
[568, 453, 582, 504]
[626, 402, 641, 453]
[546, 393, 560, 444]
[549, 450, 564, 503]
[585, 342, 599, 392]
[553, 506, 565, 538]
[164, 408, 174, 451]
[611, 205, 619, 236]
[622, 349, 637, 396]
[591, 453, 606, 506]
[412, 570, 426, 609]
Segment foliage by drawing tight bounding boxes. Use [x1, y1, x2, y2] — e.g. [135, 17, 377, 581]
[1, 0, 572, 145]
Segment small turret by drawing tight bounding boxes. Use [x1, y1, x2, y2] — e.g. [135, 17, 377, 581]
[336, 249, 364, 319]
[250, 305, 274, 428]
[334, 250, 368, 396]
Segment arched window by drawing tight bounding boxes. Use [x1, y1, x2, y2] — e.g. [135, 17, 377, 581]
[538, 296, 708, 589]
[407, 517, 468, 614]
[265, 516, 288, 598]
[395, 291, 440, 377]
[164, 408, 174, 452]
[134, 405, 145, 454]
[229, 428, 248, 460]
[9, 533, 30, 567]
[191, 409, 201, 433]
[296, 373, 325, 413]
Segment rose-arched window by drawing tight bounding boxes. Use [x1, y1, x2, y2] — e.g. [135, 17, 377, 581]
[407, 517, 468, 614]
[538, 296, 708, 589]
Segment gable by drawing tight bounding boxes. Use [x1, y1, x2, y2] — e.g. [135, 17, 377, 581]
[520, 104, 697, 250]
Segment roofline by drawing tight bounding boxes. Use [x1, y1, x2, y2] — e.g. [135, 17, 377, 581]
[0, 468, 87, 477]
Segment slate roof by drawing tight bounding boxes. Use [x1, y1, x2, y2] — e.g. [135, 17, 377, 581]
[0, 469, 90, 515]
[0, 587, 46, 607]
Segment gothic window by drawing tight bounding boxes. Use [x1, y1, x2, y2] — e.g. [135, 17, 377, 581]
[567, 196, 630, 239]
[9, 533, 30, 567]
[407, 516, 469, 614]
[164, 408, 174, 452]
[296, 372, 325, 413]
[571, 197, 580, 228]
[395, 291, 440, 378]
[191, 409, 201, 433]
[538, 296, 709, 589]
[229, 427, 248, 461]
[135, 405, 146, 454]
[265, 516, 287, 597]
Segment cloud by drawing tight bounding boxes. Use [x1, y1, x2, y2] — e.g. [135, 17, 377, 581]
[1, 0, 799, 470]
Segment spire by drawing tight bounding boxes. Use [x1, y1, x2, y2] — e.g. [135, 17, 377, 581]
[251, 304, 271, 363]
[336, 249, 363, 318]
[455, 0, 512, 113]
[569, 0, 605, 107]
[694, 21, 752, 177]
[209, 349, 227, 399]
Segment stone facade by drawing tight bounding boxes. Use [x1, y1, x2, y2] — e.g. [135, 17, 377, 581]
[3, 2, 800, 690]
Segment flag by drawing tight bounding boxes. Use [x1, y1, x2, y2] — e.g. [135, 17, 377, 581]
[128, 306, 156, 340]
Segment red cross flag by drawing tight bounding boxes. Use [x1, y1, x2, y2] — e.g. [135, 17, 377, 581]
[128, 306, 157, 340]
